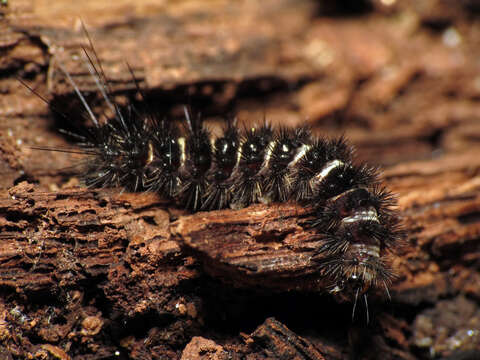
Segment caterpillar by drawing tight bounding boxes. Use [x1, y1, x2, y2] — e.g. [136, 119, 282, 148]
[26, 28, 402, 316]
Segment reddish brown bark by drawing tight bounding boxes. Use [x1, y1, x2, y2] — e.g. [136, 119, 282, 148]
[2, 0, 480, 359]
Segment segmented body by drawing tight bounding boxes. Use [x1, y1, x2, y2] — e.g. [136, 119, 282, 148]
[36, 33, 402, 306]
[74, 106, 402, 301]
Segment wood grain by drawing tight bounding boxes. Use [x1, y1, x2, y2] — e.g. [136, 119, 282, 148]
[2, 0, 480, 359]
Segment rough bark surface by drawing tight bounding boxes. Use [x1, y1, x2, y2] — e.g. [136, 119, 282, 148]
[1, 0, 480, 359]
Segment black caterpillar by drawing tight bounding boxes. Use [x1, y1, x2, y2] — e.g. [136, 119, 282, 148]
[28, 30, 402, 313]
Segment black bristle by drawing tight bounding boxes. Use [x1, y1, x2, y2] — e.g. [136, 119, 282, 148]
[202, 118, 239, 210]
[263, 127, 311, 202]
[291, 138, 354, 202]
[230, 124, 273, 209]
[312, 163, 378, 201]
[178, 108, 213, 211]
[146, 119, 181, 198]
[80, 107, 154, 192]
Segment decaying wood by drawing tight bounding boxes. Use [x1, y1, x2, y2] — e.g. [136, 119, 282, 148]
[173, 201, 329, 293]
[2, 0, 480, 359]
[247, 317, 327, 359]
[0, 148, 479, 358]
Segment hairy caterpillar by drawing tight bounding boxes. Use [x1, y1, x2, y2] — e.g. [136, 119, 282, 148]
[26, 27, 402, 319]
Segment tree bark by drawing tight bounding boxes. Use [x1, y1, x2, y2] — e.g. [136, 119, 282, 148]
[1, 1, 480, 359]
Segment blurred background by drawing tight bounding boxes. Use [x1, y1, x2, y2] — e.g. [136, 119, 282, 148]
[3, 0, 480, 186]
